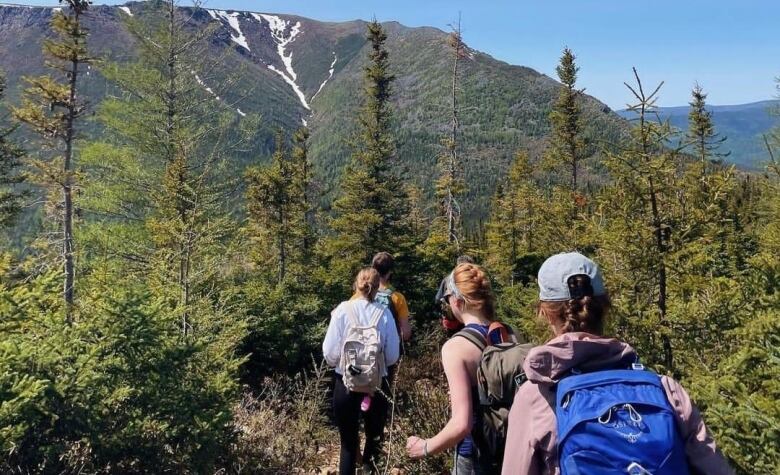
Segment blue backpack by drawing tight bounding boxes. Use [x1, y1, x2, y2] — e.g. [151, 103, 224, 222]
[555, 365, 690, 475]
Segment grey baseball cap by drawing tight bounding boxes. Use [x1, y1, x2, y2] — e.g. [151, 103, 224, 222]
[538, 252, 606, 301]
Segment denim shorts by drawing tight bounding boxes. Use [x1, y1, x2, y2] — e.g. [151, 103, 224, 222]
[452, 452, 491, 475]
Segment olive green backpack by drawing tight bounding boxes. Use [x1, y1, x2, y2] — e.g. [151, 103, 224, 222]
[456, 324, 533, 470]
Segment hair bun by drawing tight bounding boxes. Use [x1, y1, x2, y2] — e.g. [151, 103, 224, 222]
[452, 263, 496, 320]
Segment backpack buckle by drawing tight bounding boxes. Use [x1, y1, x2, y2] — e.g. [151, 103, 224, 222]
[561, 392, 572, 409]
[631, 362, 645, 371]
[627, 462, 653, 475]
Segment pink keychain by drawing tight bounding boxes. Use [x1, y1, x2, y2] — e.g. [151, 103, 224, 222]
[360, 395, 372, 412]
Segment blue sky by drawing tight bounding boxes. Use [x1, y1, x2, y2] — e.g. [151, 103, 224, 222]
[19, 0, 780, 109]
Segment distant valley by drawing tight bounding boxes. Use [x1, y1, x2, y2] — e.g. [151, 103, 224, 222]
[617, 100, 779, 169]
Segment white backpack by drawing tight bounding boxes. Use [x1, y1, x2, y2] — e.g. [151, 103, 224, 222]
[339, 302, 386, 394]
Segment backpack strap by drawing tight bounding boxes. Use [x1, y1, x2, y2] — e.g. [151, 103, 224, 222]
[369, 304, 384, 327]
[455, 327, 487, 352]
[377, 288, 399, 324]
[346, 301, 361, 328]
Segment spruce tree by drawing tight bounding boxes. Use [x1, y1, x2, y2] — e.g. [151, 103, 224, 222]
[0, 71, 26, 229]
[485, 152, 545, 285]
[547, 47, 585, 193]
[292, 127, 317, 257]
[81, 0, 254, 335]
[321, 20, 409, 291]
[418, 17, 468, 287]
[687, 83, 728, 168]
[435, 16, 467, 246]
[246, 129, 311, 284]
[596, 69, 678, 371]
[596, 71, 749, 378]
[682, 84, 741, 278]
[12, 0, 92, 322]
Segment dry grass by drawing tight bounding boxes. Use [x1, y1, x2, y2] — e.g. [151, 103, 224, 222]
[225, 359, 336, 474]
[378, 326, 452, 475]
[224, 328, 455, 475]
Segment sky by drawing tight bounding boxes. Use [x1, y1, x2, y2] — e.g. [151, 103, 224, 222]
[17, 0, 780, 109]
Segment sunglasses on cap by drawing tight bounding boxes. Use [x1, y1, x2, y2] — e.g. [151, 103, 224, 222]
[440, 271, 464, 304]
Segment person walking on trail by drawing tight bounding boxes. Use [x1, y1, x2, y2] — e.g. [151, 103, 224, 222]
[406, 263, 512, 474]
[324, 267, 400, 475]
[435, 255, 475, 334]
[366, 251, 412, 343]
[501, 252, 734, 475]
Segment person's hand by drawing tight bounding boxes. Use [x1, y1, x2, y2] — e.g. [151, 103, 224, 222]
[406, 435, 427, 459]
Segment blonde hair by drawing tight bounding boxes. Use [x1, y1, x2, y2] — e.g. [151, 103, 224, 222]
[354, 267, 380, 301]
[451, 263, 496, 320]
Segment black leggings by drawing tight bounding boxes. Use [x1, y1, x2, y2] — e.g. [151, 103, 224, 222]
[333, 375, 391, 475]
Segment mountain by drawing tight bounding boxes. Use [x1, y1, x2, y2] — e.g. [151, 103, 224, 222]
[616, 101, 780, 170]
[0, 1, 629, 224]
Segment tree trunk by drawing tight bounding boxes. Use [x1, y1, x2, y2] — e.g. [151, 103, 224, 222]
[640, 89, 674, 372]
[446, 16, 463, 246]
[62, 9, 81, 324]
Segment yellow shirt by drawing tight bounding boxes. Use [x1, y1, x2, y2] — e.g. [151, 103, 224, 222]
[351, 286, 410, 321]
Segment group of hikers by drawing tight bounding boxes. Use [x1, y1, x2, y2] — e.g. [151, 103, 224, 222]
[322, 251, 734, 475]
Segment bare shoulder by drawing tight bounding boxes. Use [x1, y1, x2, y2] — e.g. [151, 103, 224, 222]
[442, 334, 470, 355]
[442, 334, 483, 363]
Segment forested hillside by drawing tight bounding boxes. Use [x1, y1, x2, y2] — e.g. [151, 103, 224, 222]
[617, 99, 780, 169]
[0, 1, 627, 224]
[0, 1, 778, 474]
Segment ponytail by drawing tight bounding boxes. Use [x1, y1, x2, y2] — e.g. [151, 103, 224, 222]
[354, 267, 380, 302]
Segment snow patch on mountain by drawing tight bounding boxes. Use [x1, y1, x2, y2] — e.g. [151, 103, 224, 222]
[118, 6, 132, 16]
[255, 13, 310, 110]
[193, 72, 247, 118]
[312, 52, 337, 102]
[193, 73, 218, 99]
[210, 10, 250, 51]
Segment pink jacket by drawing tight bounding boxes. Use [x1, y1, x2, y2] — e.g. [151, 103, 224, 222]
[501, 333, 734, 475]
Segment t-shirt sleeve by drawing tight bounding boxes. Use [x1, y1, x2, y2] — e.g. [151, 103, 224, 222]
[391, 292, 410, 320]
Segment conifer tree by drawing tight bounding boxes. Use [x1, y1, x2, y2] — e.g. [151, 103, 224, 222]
[0, 71, 26, 228]
[321, 20, 409, 291]
[246, 129, 312, 284]
[12, 0, 92, 322]
[292, 127, 317, 256]
[82, 0, 254, 335]
[596, 69, 678, 371]
[547, 47, 585, 193]
[682, 84, 741, 278]
[485, 152, 545, 285]
[435, 15, 467, 246]
[687, 83, 728, 168]
[597, 72, 745, 378]
[418, 17, 468, 286]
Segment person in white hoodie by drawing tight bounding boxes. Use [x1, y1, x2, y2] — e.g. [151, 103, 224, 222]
[323, 267, 400, 475]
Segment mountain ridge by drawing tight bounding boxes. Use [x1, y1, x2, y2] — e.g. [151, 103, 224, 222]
[0, 2, 627, 223]
[617, 100, 779, 169]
